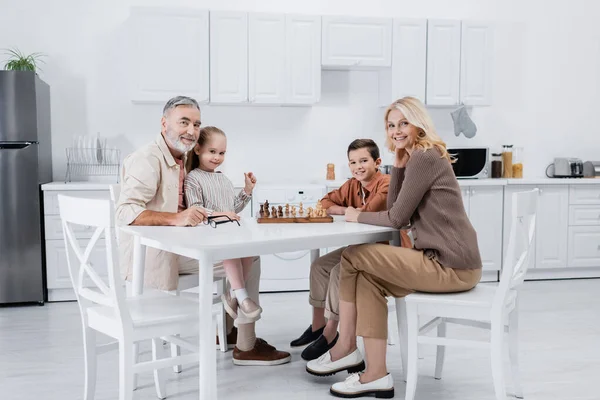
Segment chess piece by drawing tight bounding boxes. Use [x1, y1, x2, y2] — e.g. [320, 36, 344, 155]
[291, 208, 296, 217]
[259, 204, 264, 215]
[264, 200, 269, 210]
[316, 199, 323, 212]
[271, 206, 277, 217]
[264, 208, 270, 217]
[299, 202, 304, 214]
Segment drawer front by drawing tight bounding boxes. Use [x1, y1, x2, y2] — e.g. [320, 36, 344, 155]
[569, 205, 600, 226]
[45, 239, 108, 290]
[44, 215, 110, 240]
[567, 226, 600, 268]
[44, 190, 110, 215]
[569, 186, 600, 205]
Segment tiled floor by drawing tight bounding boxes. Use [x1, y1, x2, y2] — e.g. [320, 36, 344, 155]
[0, 279, 598, 399]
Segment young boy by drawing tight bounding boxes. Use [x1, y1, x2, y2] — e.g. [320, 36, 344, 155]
[290, 139, 401, 361]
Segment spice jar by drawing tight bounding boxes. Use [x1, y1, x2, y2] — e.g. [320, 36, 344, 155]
[491, 153, 503, 178]
[512, 147, 523, 178]
[326, 163, 335, 180]
[502, 145, 513, 178]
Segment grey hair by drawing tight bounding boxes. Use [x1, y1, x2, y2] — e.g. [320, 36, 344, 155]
[162, 96, 200, 116]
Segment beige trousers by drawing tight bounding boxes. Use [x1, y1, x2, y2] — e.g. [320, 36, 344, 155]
[309, 247, 347, 321]
[178, 255, 262, 325]
[339, 244, 482, 339]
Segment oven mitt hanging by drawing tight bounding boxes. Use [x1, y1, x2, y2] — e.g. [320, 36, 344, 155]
[451, 105, 477, 138]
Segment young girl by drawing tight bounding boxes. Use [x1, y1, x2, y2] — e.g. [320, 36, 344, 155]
[184, 126, 261, 320]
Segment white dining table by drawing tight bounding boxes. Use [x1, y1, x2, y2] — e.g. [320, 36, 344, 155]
[121, 216, 399, 400]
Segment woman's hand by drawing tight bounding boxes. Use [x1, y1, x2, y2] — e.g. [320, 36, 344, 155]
[345, 206, 361, 222]
[244, 172, 257, 194]
[394, 148, 410, 168]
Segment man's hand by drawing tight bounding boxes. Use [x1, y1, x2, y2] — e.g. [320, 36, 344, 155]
[345, 206, 361, 222]
[213, 211, 240, 221]
[244, 172, 257, 195]
[172, 206, 208, 227]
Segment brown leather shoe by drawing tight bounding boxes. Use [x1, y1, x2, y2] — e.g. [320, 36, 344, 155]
[216, 326, 237, 350]
[233, 338, 291, 366]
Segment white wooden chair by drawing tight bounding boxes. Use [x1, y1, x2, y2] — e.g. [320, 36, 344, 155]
[58, 194, 201, 400]
[108, 184, 229, 376]
[397, 188, 539, 400]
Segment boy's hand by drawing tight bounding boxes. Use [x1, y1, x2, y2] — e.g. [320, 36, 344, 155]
[244, 172, 257, 194]
[345, 206, 361, 222]
[326, 205, 347, 215]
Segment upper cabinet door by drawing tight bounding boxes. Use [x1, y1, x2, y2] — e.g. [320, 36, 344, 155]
[129, 8, 209, 104]
[248, 13, 286, 104]
[322, 16, 392, 68]
[460, 21, 494, 106]
[426, 19, 461, 106]
[391, 19, 427, 102]
[210, 11, 248, 104]
[285, 15, 322, 105]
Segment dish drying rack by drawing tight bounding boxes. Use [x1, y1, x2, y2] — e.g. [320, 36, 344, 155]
[65, 147, 121, 182]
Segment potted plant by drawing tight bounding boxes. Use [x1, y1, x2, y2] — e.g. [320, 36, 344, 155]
[3, 48, 46, 72]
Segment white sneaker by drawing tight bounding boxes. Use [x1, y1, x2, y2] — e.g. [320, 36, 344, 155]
[330, 373, 394, 398]
[306, 349, 365, 377]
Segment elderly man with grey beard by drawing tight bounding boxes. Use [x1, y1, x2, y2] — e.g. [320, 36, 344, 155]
[115, 96, 291, 366]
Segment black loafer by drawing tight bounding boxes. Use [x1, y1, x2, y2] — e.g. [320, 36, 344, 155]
[290, 325, 324, 347]
[301, 332, 339, 361]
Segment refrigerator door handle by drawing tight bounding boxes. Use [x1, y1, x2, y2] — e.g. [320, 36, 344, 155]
[0, 141, 38, 149]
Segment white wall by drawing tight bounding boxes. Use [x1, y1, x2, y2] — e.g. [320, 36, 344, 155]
[2, 0, 599, 183]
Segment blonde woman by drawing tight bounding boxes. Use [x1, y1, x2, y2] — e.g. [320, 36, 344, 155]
[306, 97, 483, 398]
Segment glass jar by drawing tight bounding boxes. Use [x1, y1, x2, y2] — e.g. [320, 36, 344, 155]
[502, 145, 513, 178]
[491, 153, 503, 178]
[512, 147, 523, 178]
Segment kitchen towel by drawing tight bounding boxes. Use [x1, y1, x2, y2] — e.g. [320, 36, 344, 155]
[451, 105, 477, 138]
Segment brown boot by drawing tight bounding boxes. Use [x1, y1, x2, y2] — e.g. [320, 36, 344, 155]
[233, 338, 291, 366]
[216, 326, 237, 350]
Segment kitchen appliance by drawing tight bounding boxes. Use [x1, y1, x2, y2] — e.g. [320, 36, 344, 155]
[447, 147, 489, 179]
[583, 161, 600, 178]
[552, 157, 584, 178]
[252, 184, 327, 292]
[380, 165, 393, 174]
[0, 71, 52, 305]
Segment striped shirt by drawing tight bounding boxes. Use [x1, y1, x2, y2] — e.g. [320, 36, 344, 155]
[358, 148, 482, 270]
[184, 168, 251, 214]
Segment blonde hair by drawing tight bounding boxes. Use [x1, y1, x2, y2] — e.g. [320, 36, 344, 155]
[384, 97, 453, 162]
[185, 126, 226, 173]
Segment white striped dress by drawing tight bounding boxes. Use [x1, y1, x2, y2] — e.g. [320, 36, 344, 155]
[184, 169, 251, 214]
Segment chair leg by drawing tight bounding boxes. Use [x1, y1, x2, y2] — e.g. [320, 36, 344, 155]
[508, 308, 524, 399]
[491, 320, 508, 400]
[119, 339, 134, 400]
[216, 278, 228, 353]
[395, 298, 408, 382]
[404, 303, 419, 400]
[434, 320, 446, 380]
[82, 326, 97, 400]
[171, 339, 182, 373]
[132, 343, 139, 390]
[152, 338, 168, 399]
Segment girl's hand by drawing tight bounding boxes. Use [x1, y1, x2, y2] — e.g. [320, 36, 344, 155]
[345, 206, 361, 223]
[244, 172, 257, 194]
[394, 148, 410, 168]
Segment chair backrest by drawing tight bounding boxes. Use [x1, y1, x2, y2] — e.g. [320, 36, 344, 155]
[109, 184, 121, 240]
[494, 188, 539, 310]
[58, 194, 131, 326]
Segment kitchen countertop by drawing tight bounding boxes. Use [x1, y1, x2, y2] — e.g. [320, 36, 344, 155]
[41, 177, 600, 192]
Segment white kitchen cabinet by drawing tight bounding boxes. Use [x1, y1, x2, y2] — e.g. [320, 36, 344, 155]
[45, 239, 108, 290]
[460, 21, 494, 106]
[210, 11, 249, 103]
[568, 226, 600, 268]
[322, 16, 392, 68]
[128, 8, 209, 104]
[535, 186, 569, 269]
[391, 19, 427, 102]
[249, 13, 286, 104]
[465, 186, 503, 272]
[285, 15, 322, 104]
[426, 19, 461, 106]
[461, 187, 470, 214]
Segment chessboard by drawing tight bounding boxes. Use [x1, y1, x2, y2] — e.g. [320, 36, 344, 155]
[256, 199, 333, 224]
